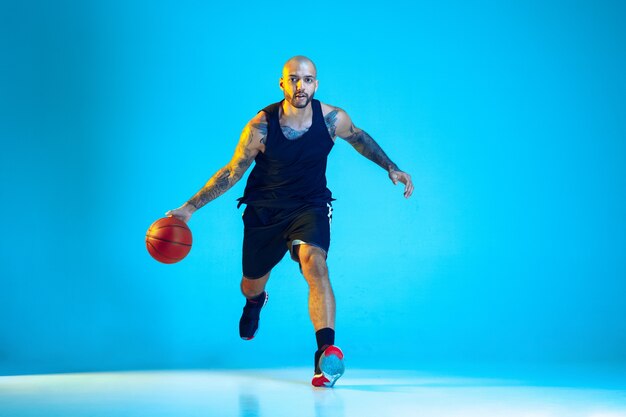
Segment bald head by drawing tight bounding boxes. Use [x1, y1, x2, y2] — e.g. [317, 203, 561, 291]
[282, 56, 317, 78]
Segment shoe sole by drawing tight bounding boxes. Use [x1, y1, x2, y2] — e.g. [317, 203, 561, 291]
[318, 346, 345, 387]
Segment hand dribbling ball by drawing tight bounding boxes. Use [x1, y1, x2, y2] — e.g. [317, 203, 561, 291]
[146, 217, 192, 264]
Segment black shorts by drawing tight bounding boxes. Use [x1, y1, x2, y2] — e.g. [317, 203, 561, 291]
[242, 202, 333, 279]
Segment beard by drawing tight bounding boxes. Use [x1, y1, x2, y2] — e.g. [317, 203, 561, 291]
[286, 91, 314, 108]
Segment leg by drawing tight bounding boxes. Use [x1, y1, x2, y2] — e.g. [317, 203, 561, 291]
[239, 271, 271, 340]
[240, 271, 270, 299]
[288, 204, 343, 387]
[295, 244, 335, 331]
[296, 244, 345, 387]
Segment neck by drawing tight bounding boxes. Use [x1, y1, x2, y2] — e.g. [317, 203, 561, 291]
[281, 99, 313, 122]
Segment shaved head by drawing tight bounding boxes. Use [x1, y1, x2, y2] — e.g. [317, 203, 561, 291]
[282, 55, 317, 78]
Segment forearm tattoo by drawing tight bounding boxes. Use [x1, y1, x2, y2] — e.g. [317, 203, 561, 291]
[187, 123, 266, 209]
[187, 168, 231, 209]
[344, 125, 399, 172]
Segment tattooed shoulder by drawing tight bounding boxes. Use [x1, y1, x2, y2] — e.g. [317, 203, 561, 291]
[251, 122, 268, 144]
[324, 109, 340, 138]
[251, 122, 268, 135]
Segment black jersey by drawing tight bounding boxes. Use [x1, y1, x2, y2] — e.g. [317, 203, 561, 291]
[237, 99, 335, 208]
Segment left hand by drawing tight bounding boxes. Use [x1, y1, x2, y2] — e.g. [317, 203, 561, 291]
[389, 169, 414, 198]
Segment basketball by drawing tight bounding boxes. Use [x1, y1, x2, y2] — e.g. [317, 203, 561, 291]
[146, 216, 192, 264]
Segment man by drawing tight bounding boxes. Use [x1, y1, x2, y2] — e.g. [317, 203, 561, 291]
[166, 56, 413, 387]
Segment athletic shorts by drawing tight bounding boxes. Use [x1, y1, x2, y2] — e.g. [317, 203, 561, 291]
[241, 202, 333, 279]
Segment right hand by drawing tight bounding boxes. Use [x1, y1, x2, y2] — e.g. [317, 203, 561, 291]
[165, 203, 195, 223]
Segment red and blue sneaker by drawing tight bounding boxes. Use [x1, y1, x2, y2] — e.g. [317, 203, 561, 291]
[239, 291, 268, 340]
[311, 345, 344, 387]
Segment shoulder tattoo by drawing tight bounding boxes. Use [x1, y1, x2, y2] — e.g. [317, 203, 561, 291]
[251, 122, 268, 144]
[324, 110, 339, 138]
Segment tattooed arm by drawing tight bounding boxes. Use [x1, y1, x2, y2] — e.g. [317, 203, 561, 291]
[165, 112, 268, 222]
[323, 105, 414, 198]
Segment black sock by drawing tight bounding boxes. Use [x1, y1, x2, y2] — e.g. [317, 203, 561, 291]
[315, 328, 335, 350]
[314, 328, 335, 373]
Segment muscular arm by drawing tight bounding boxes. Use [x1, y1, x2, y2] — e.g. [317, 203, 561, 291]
[323, 106, 414, 198]
[187, 115, 267, 210]
[325, 108, 399, 172]
[166, 113, 267, 221]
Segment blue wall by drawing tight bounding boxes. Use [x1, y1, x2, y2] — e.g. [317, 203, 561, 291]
[1, 0, 625, 375]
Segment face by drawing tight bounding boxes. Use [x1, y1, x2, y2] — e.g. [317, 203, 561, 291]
[280, 60, 318, 109]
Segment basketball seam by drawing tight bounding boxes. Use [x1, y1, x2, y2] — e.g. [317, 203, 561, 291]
[145, 235, 192, 247]
[146, 240, 182, 263]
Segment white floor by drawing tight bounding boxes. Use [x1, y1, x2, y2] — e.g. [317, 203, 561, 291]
[1, 368, 625, 417]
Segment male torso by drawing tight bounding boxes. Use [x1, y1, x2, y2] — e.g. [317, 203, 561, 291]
[238, 99, 336, 208]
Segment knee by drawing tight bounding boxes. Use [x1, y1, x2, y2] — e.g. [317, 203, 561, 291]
[240, 281, 256, 298]
[299, 246, 328, 278]
[240, 275, 267, 299]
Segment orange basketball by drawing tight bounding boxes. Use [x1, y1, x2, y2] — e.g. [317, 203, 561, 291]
[146, 216, 192, 264]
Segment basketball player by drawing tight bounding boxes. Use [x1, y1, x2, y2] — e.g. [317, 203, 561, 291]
[166, 56, 413, 387]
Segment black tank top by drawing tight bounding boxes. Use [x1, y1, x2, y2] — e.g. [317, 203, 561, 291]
[237, 99, 335, 208]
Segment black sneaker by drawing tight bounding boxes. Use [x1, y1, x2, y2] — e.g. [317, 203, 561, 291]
[239, 291, 268, 340]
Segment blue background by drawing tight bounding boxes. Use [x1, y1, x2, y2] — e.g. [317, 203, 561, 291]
[1, 0, 625, 376]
